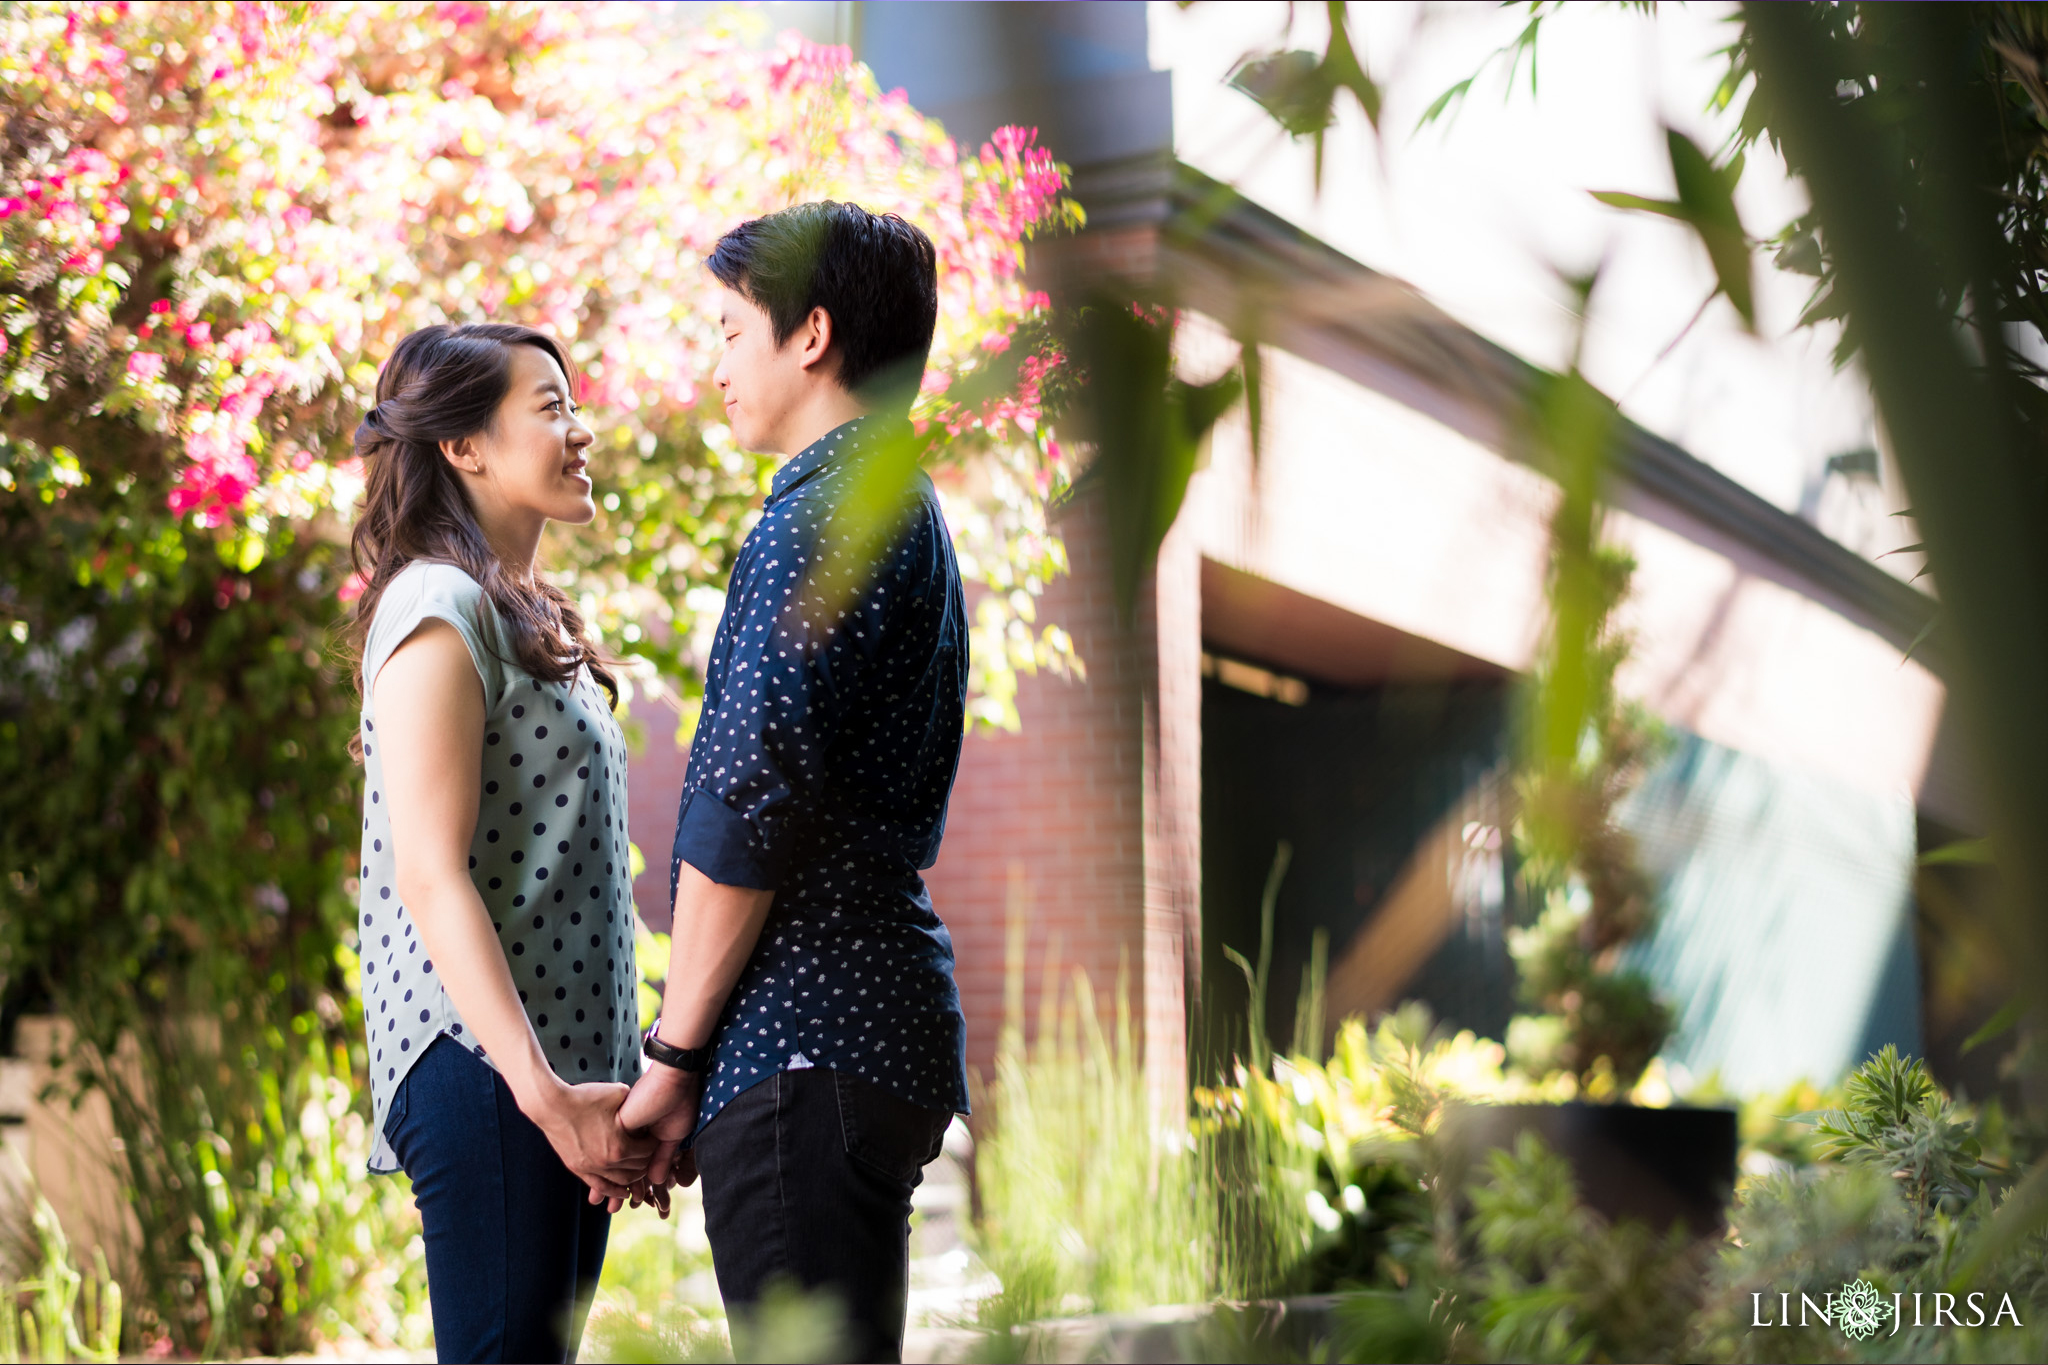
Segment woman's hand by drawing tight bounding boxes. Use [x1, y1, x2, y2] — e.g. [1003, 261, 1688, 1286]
[527, 1077, 656, 1205]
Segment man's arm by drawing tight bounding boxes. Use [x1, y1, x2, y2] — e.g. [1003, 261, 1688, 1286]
[619, 497, 888, 1182]
[658, 860, 778, 1051]
[618, 861, 774, 1184]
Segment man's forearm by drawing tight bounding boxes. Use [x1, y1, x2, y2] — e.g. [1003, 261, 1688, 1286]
[656, 858, 776, 1049]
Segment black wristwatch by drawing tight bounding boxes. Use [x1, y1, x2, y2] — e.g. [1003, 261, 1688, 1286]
[642, 1018, 711, 1073]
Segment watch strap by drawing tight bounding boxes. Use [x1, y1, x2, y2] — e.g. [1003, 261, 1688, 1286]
[642, 1020, 711, 1073]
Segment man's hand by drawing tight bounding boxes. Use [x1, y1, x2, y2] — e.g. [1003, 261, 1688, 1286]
[619, 1062, 703, 1191]
[528, 1078, 657, 1206]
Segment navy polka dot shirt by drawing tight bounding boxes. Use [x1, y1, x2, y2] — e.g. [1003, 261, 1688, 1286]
[670, 417, 971, 1131]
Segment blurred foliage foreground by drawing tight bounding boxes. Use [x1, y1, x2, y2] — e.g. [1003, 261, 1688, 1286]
[959, 982, 2048, 1365]
[537, 966, 2048, 1365]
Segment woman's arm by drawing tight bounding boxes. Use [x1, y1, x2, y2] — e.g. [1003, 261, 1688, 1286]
[374, 618, 652, 1203]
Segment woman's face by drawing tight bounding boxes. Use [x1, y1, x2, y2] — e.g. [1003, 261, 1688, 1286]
[456, 343, 597, 526]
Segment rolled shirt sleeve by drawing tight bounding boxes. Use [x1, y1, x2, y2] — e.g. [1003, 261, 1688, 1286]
[671, 492, 893, 894]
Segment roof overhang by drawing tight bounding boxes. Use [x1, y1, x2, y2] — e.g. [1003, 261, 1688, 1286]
[1042, 154, 1943, 677]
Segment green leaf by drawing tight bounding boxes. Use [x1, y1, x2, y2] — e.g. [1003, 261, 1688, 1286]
[1417, 75, 1477, 129]
[1069, 295, 1243, 617]
[1901, 611, 1939, 665]
[1951, 1159, 2048, 1292]
[1229, 50, 1335, 138]
[1666, 127, 1755, 329]
[1589, 190, 1689, 218]
[1774, 228, 1825, 277]
[1239, 335, 1265, 468]
[1320, 0, 1382, 130]
[1960, 999, 2022, 1054]
[1921, 836, 1994, 867]
[1592, 131, 1756, 330]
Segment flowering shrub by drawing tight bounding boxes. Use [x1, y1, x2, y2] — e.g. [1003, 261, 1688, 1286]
[0, 2, 1078, 1353]
[3, 0, 1078, 720]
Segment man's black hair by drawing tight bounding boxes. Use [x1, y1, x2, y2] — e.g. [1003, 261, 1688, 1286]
[706, 201, 939, 403]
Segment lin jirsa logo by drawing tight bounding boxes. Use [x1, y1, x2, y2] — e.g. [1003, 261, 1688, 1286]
[1753, 1278, 2024, 1340]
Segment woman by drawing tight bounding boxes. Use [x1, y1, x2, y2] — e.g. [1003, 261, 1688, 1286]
[347, 322, 653, 1362]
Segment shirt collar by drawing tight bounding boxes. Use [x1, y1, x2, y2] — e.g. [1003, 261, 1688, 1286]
[769, 416, 871, 504]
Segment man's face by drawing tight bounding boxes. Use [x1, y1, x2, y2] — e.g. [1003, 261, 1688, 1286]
[713, 284, 812, 455]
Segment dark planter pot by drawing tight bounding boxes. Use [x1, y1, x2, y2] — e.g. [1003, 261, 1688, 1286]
[1441, 1101, 1740, 1236]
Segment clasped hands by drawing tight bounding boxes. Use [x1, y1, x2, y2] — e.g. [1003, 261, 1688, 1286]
[535, 1062, 703, 1217]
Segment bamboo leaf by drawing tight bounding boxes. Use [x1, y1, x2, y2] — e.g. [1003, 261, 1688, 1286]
[1900, 612, 1939, 665]
[1666, 127, 1756, 329]
[1417, 76, 1476, 129]
[1960, 999, 2022, 1054]
[1228, 50, 1334, 138]
[1921, 836, 1995, 867]
[1590, 190, 1689, 218]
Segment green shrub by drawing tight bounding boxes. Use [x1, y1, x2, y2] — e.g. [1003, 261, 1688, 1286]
[971, 963, 1214, 1327]
[0, 1192, 121, 1364]
[1322, 1047, 2048, 1364]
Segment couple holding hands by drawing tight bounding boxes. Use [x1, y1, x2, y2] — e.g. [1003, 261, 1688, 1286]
[349, 203, 969, 1363]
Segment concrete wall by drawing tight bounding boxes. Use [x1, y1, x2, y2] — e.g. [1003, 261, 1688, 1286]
[1181, 330, 1948, 806]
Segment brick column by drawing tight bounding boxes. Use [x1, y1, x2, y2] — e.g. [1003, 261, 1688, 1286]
[1143, 505, 1203, 1111]
[923, 487, 1201, 1113]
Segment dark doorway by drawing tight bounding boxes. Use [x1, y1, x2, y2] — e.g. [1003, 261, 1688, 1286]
[1199, 669, 1517, 1073]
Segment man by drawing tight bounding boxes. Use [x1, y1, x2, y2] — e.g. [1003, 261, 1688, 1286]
[618, 202, 969, 1364]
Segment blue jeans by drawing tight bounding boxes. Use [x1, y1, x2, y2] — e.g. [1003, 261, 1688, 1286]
[380, 1034, 610, 1363]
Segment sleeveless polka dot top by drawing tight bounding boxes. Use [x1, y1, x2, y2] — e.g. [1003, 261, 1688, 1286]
[356, 561, 641, 1174]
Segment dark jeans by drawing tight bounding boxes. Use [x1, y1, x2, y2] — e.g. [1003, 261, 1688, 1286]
[381, 1035, 610, 1363]
[695, 1067, 951, 1364]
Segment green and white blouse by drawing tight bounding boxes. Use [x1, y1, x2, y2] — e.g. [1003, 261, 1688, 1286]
[356, 561, 640, 1174]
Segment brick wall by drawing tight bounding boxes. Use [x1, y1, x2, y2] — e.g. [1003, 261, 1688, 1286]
[925, 488, 1193, 1103]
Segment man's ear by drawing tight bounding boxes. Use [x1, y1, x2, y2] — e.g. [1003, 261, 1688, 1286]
[794, 305, 837, 375]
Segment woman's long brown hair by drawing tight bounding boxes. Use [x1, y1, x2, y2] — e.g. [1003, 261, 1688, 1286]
[345, 323, 617, 755]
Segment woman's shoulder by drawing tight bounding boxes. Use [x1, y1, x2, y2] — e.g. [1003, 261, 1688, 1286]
[374, 560, 499, 632]
[364, 560, 508, 686]
[386, 558, 485, 607]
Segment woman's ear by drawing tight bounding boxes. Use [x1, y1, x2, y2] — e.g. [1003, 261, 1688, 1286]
[440, 435, 481, 476]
